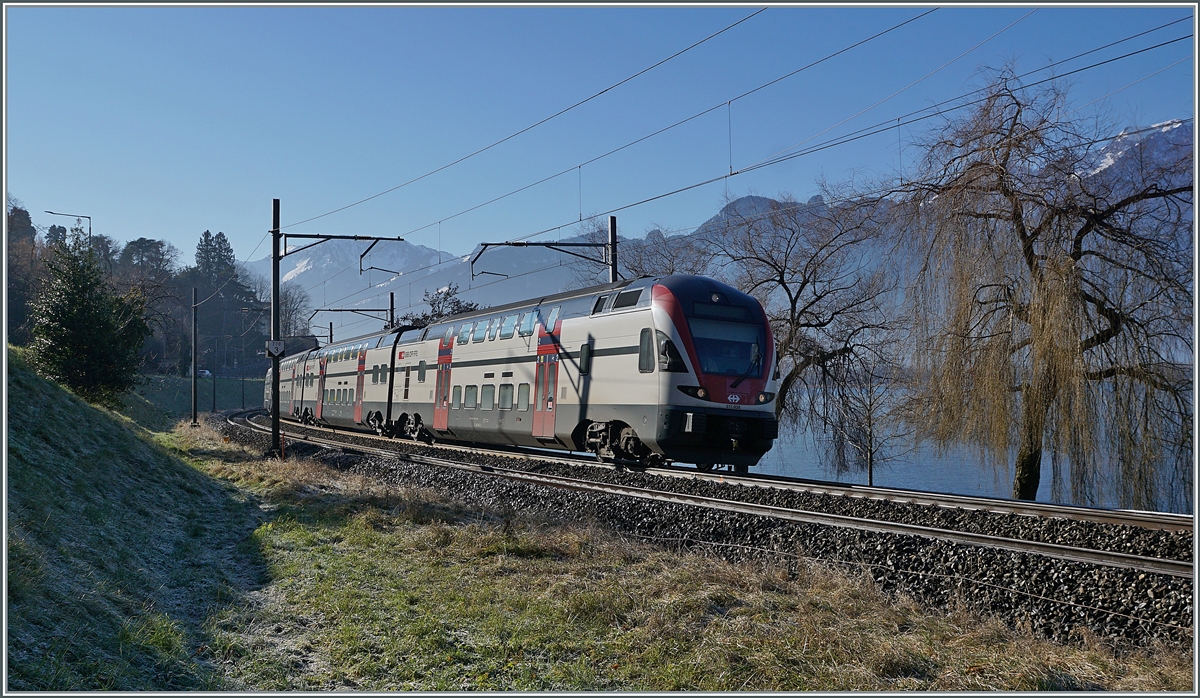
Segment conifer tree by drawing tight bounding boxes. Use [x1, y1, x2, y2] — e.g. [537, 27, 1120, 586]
[30, 227, 151, 407]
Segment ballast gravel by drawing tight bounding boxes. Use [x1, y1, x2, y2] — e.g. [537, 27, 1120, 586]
[218, 414, 1194, 650]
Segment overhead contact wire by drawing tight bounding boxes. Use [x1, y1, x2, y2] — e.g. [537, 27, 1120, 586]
[281, 7, 768, 230]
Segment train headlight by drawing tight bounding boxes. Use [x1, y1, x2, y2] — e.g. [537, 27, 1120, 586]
[677, 386, 708, 400]
[757, 392, 776, 404]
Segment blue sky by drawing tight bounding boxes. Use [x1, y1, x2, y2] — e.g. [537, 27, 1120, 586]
[4, 3, 1195, 266]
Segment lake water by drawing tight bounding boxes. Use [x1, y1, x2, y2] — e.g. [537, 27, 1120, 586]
[750, 425, 1192, 514]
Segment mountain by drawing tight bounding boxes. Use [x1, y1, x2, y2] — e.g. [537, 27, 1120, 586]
[241, 118, 1189, 342]
[241, 235, 590, 341]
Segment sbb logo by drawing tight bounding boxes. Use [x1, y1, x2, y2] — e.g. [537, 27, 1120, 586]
[727, 394, 741, 403]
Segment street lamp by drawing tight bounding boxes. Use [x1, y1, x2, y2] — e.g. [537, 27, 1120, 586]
[44, 210, 91, 242]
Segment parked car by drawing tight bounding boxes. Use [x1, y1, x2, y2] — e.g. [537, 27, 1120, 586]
[197, 369, 212, 378]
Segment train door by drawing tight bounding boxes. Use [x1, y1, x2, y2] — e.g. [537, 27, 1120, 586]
[403, 366, 412, 400]
[315, 354, 328, 421]
[354, 345, 366, 423]
[532, 307, 562, 440]
[533, 355, 559, 439]
[288, 362, 299, 416]
[433, 333, 454, 431]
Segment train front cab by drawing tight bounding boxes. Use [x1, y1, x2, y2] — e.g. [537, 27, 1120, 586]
[648, 276, 779, 471]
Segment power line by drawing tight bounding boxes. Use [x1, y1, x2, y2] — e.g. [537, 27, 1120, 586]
[280, 7, 769, 230]
[390, 10, 1184, 254]
[392, 8, 940, 245]
[284, 9, 949, 297]
[292, 25, 1191, 314]
[745, 34, 1193, 173]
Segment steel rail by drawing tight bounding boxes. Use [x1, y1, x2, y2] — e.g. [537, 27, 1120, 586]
[229, 412, 1192, 580]
[242, 410, 1193, 534]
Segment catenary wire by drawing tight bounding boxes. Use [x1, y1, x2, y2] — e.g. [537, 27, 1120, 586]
[310, 110, 1193, 341]
[299, 33, 1192, 318]
[308, 110, 1192, 336]
[392, 8, 940, 244]
[279, 7, 768, 230]
[292, 8, 945, 300]
[393, 11, 1182, 255]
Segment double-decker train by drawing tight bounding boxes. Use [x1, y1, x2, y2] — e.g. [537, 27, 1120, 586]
[265, 275, 779, 471]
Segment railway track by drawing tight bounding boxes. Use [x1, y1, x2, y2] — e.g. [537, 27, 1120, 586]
[239, 409, 1192, 534]
[230, 410, 1192, 580]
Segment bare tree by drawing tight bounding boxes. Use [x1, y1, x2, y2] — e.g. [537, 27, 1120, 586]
[896, 73, 1192, 507]
[566, 216, 717, 288]
[703, 191, 896, 428]
[821, 321, 912, 487]
[279, 281, 311, 339]
[398, 283, 481, 328]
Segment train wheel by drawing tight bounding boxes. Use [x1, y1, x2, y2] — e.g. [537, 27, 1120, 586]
[696, 462, 714, 472]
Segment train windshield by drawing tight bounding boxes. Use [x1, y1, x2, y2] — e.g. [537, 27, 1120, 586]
[686, 302, 766, 378]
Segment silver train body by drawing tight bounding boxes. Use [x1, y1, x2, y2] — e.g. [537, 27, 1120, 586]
[265, 275, 779, 469]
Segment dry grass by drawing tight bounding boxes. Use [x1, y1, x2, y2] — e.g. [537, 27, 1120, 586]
[8, 344, 1192, 691]
[181, 424, 1194, 691]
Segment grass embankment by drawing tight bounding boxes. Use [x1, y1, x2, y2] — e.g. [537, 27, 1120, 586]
[6, 345, 1194, 690]
[6, 348, 265, 689]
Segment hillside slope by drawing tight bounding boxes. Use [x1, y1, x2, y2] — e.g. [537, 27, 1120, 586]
[5, 348, 265, 690]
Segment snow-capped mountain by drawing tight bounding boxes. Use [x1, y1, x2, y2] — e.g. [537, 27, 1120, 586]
[241, 117, 1189, 343]
[241, 234, 591, 341]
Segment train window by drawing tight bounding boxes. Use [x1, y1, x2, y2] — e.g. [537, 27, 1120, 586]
[481, 384, 495, 410]
[458, 323, 474, 344]
[371, 366, 378, 384]
[418, 360, 427, 382]
[517, 383, 531, 411]
[498, 383, 514, 410]
[464, 385, 478, 409]
[501, 371, 513, 378]
[487, 318, 500, 341]
[472, 320, 488, 343]
[444, 326, 455, 344]
[484, 372, 494, 379]
[579, 342, 592, 375]
[592, 295, 608, 314]
[323, 389, 329, 403]
[349, 389, 354, 403]
[499, 314, 518, 339]
[638, 328, 655, 373]
[518, 312, 536, 337]
[451, 385, 462, 409]
[545, 307, 560, 330]
[613, 289, 642, 309]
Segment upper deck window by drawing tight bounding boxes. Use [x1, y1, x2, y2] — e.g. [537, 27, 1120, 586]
[499, 314, 518, 339]
[613, 289, 642, 309]
[518, 312, 536, 337]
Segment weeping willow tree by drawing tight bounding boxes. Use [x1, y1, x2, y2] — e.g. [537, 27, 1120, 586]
[898, 73, 1192, 508]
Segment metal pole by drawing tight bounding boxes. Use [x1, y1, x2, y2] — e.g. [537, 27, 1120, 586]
[608, 215, 618, 283]
[389, 292, 395, 328]
[271, 199, 282, 457]
[191, 287, 198, 426]
[329, 322, 333, 344]
[212, 336, 218, 412]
